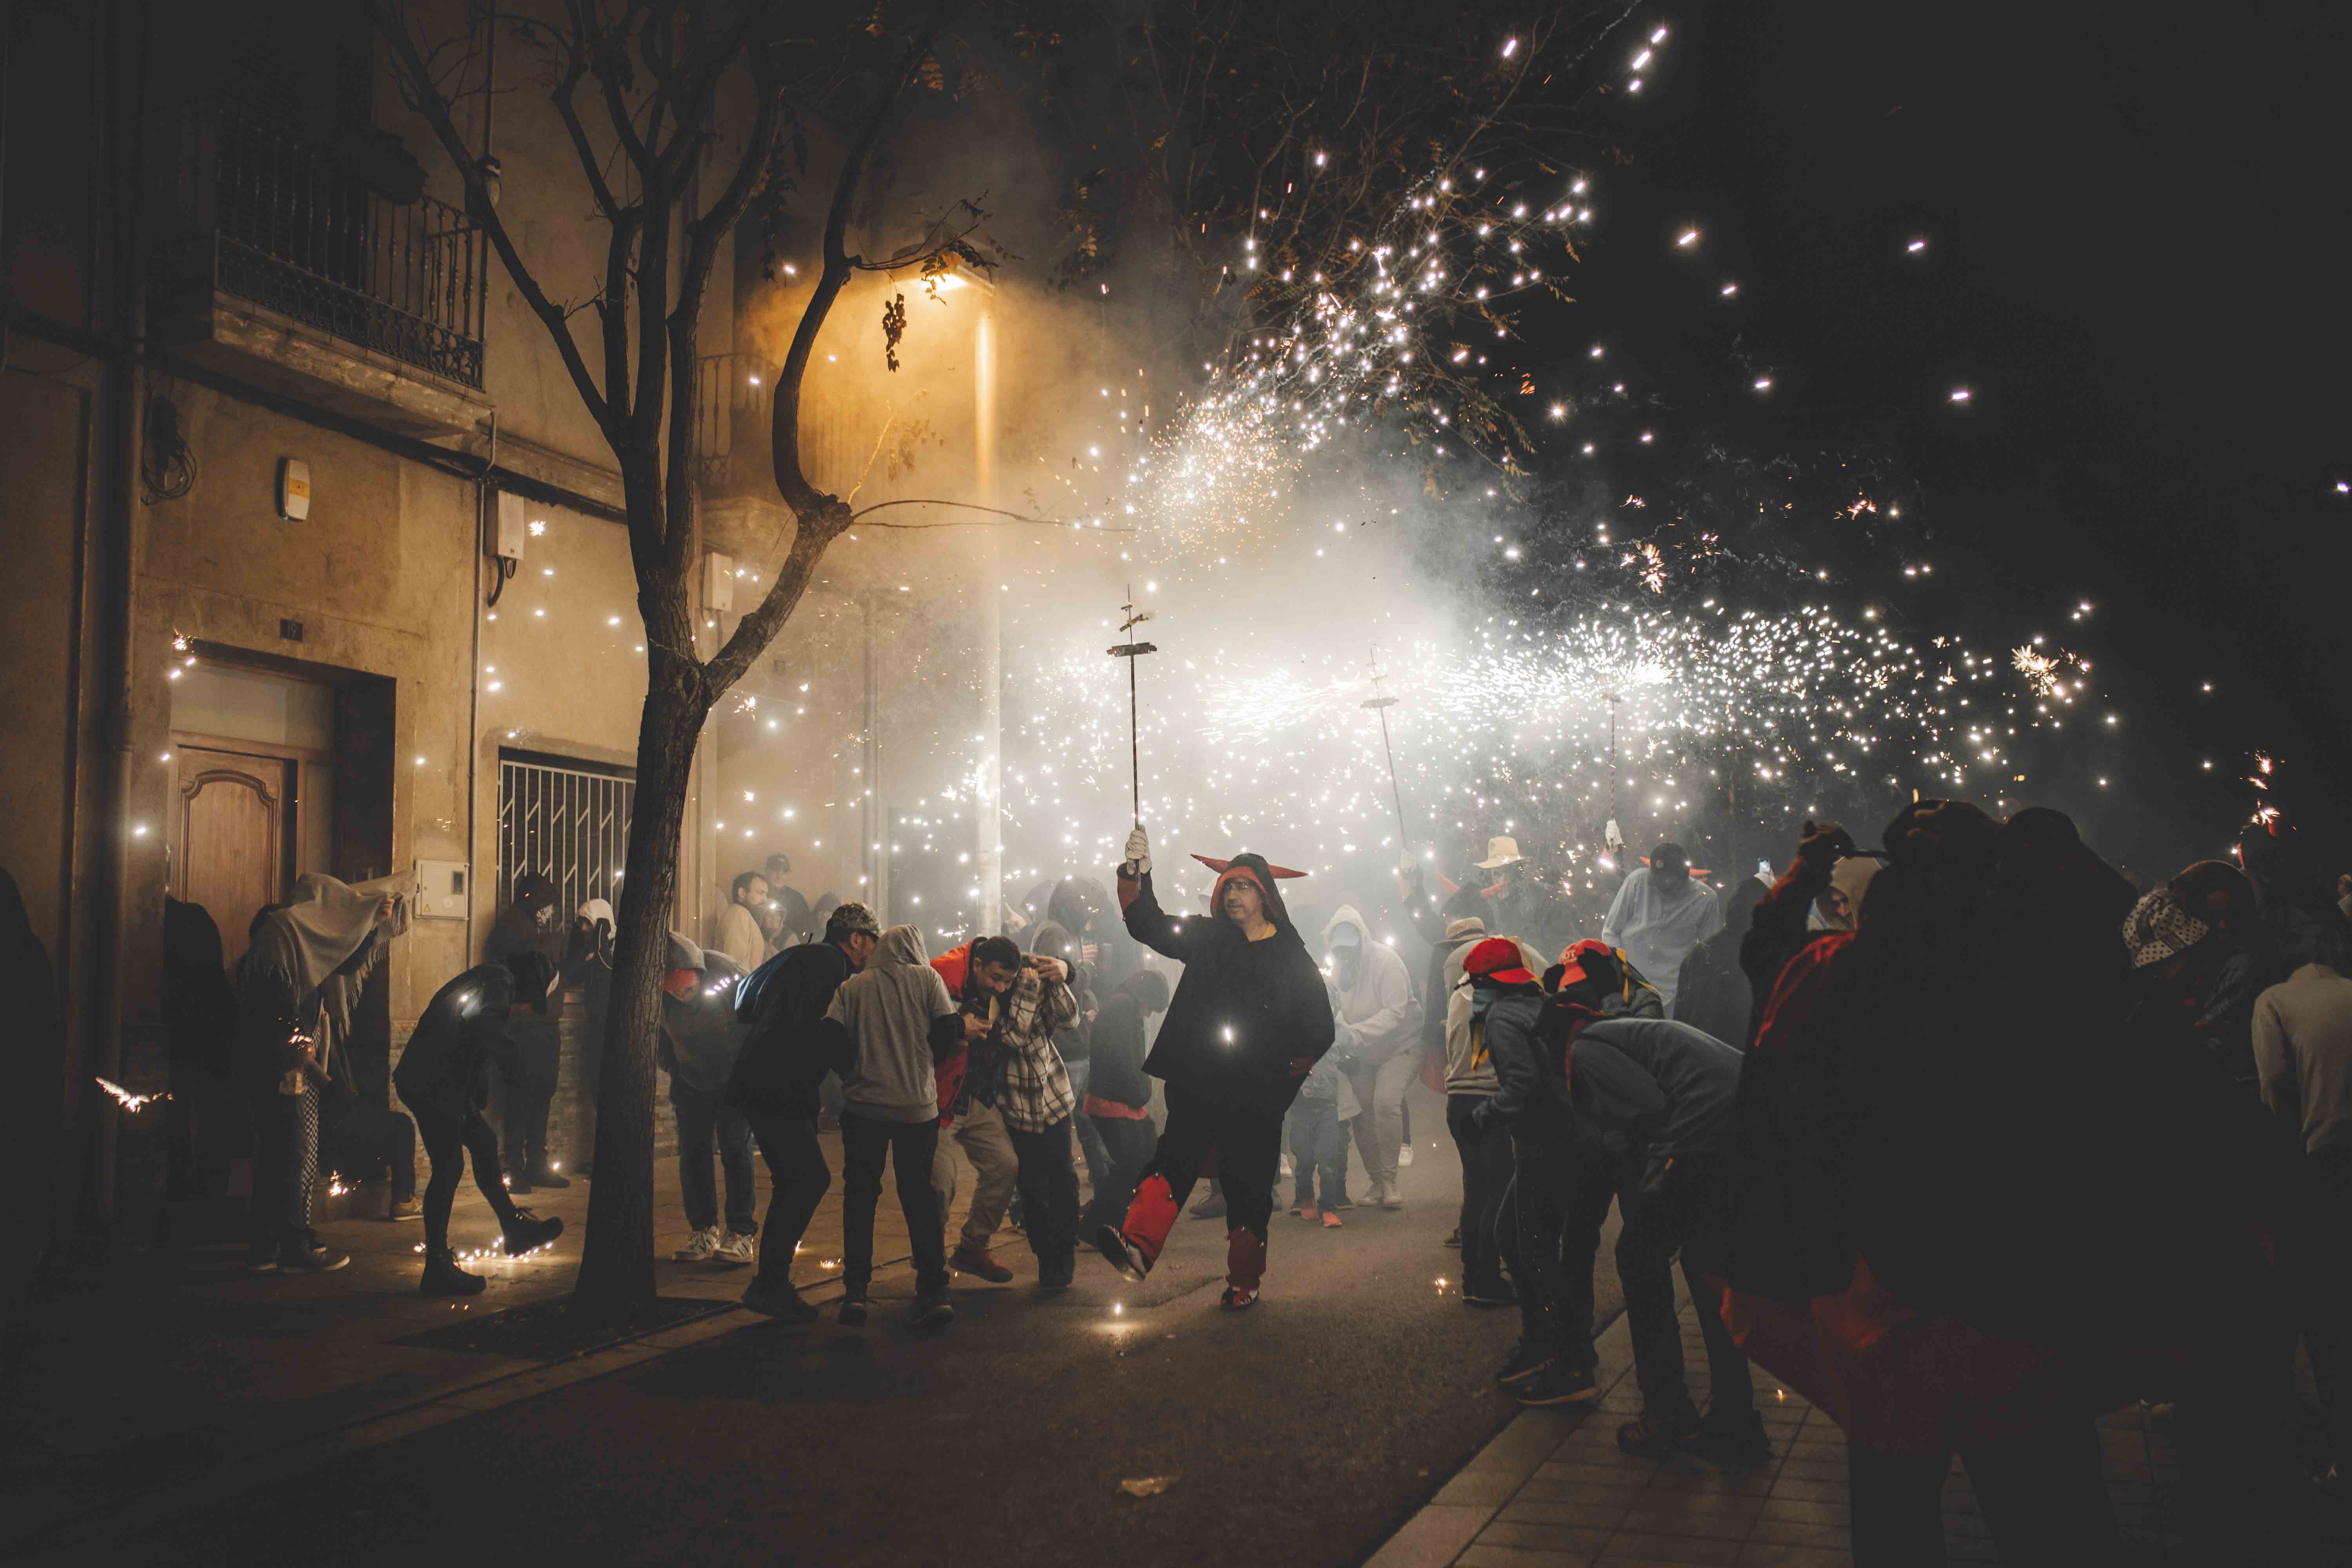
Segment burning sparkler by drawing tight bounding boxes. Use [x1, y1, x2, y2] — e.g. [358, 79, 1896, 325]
[95, 1076, 168, 1112]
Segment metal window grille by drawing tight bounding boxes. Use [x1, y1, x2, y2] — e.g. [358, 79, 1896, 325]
[204, 111, 489, 388]
[496, 751, 635, 918]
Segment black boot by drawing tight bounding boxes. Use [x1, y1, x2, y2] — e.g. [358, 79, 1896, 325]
[501, 1209, 564, 1256]
[421, 1247, 486, 1296]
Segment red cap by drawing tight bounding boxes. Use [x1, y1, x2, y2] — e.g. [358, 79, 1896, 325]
[1463, 937, 1537, 987]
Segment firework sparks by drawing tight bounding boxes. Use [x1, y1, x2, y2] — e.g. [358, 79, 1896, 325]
[95, 1076, 168, 1112]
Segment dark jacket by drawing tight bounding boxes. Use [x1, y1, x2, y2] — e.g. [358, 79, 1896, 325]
[394, 964, 527, 1122]
[1118, 859, 1335, 1117]
[163, 896, 239, 1077]
[1089, 990, 1154, 1111]
[659, 951, 751, 1094]
[1475, 987, 1566, 1137]
[1573, 1016, 1743, 1191]
[1673, 880, 1769, 1046]
[727, 940, 856, 1118]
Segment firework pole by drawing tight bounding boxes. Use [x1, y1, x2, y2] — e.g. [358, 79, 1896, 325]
[1106, 588, 1157, 824]
[1361, 645, 1409, 847]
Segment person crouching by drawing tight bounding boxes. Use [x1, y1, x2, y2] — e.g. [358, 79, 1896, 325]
[1095, 826, 1336, 1310]
[958, 935, 1083, 1290]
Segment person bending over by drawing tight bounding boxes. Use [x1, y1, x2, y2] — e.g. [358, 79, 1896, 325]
[393, 952, 565, 1294]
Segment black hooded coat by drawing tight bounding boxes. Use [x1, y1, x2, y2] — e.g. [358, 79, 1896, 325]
[1118, 853, 1336, 1118]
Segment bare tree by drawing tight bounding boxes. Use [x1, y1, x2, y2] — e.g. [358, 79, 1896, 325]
[373, 0, 985, 1317]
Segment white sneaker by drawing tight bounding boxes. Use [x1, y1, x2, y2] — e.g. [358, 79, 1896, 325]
[1398, 1144, 1415, 1167]
[713, 1230, 756, 1267]
[672, 1225, 720, 1262]
[1278, 1154, 1296, 1177]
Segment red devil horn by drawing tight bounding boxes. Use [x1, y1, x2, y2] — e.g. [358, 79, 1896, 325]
[1264, 863, 1308, 880]
[1191, 855, 1232, 873]
[1437, 874, 1460, 897]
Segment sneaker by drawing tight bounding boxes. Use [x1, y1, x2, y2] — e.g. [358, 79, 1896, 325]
[1320, 1207, 1343, 1229]
[1443, 1227, 1462, 1249]
[910, 1290, 956, 1329]
[419, 1248, 486, 1297]
[950, 1245, 1014, 1283]
[526, 1167, 571, 1189]
[1289, 1200, 1307, 1217]
[1512, 1362, 1600, 1407]
[1399, 1143, 1415, 1167]
[1380, 1190, 1405, 1211]
[1462, 1281, 1517, 1308]
[1686, 1410, 1773, 1467]
[280, 1233, 350, 1272]
[837, 1294, 869, 1327]
[1036, 1261, 1074, 1295]
[245, 1241, 281, 1274]
[1296, 1203, 1320, 1223]
[506, 1172, 533, 1196]
[1495, 1338, 1555, 1386]
[1095, 1224, 1151, 1283]
[502, 1210, 564, 1256]
[1328, 1194, 1355, 1211]
[1618, 1409, 1703, 1457]
[672, 1225, 720, 1263]
[741, 1277, 818, 1323]
[388, 1195, 423, 1220]
[1220, 1284, 1259, 1310]
[1189, 1192, 1227, 1220]
[711, 1230, 757, 1267]
[1365, 1181, 1388, 1209]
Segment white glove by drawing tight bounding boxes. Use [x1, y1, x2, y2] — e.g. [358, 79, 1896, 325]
[1397, 849, 1418, 876]
[1123, 824, 1151, 877]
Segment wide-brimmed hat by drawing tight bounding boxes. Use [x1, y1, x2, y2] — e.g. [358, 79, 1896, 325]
[1443, 915, 1487, 940]
[1473, 836, 1527, 871]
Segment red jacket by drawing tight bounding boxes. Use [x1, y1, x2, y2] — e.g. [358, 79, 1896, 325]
[930, 942, 973, 1124]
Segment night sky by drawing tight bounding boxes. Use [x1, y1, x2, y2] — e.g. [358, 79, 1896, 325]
[1526, 2, 2352, 875]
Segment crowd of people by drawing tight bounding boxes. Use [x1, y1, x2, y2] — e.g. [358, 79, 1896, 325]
[150, 792, 2352, 1565]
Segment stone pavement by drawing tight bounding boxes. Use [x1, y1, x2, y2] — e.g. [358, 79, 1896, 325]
[0, 1122, 969, 1559]
[1366, 1286, 2227, 1568]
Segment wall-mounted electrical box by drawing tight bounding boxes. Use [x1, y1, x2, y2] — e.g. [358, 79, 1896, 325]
[704, 550, 735, 613]
[492, 490, 529, 563]
[413, 859, 470, 920]
[277, 458, 312, 521]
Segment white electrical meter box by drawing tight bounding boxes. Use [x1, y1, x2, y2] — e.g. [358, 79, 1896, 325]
[704, 550, 736, 612]
[493, 490, 529, 562]
[278, 458, 312, 521]
[413, 859, 470, 920]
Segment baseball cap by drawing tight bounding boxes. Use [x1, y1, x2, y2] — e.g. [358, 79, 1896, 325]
[1463, 936, 1537, 987]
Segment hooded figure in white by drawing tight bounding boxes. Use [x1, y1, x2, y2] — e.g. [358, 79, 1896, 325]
[1601, 844, 1722, 1013]
[1320, 904, 1417, 1206]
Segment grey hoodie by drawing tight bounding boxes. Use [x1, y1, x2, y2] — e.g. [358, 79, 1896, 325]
[1319, 904, 1417, 1065]
[823, 924, 956, 1123]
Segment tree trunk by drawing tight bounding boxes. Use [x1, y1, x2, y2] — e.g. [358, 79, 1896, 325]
[572, 644, 707, 1319]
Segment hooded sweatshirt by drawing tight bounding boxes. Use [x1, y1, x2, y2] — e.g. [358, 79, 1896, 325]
[659, 937, 751, 1094]
[1319, 904, 1416, 1066]
[236, 872, 398, 1089]
[822, 924, 960, 1122]
[1117, 854, 1336, 1116]
[1574, 1016, 1744, 1191]
[396, 962, 529, 1121]
[1441, 936, 1548, 1096]
[1601, 867, 1723, 1013]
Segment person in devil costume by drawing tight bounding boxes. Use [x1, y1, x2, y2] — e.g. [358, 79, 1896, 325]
[1095, 825, 1335, 1308]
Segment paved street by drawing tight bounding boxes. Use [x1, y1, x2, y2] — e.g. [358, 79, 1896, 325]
[56, 1092, 1627, 1568]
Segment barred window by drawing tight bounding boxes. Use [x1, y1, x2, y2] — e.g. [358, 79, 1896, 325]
[496, 749, 634, 917]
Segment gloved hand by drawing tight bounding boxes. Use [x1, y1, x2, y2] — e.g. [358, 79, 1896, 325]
[1397, 848, 1419, 875]
[1123, 823, 1151, 877]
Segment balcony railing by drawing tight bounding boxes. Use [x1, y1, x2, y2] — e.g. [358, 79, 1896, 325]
[203, 112, 488, 389]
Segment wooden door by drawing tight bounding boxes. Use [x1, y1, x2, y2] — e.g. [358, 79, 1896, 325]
[175, 747, 294, 969]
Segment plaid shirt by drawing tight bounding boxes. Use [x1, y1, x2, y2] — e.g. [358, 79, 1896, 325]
[964, 969, 1078, 1132]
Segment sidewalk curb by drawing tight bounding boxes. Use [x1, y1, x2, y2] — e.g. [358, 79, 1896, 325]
[2, 1257, 905, 1565]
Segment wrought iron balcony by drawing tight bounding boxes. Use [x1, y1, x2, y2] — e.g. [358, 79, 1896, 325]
[197, 111, 488, 390]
